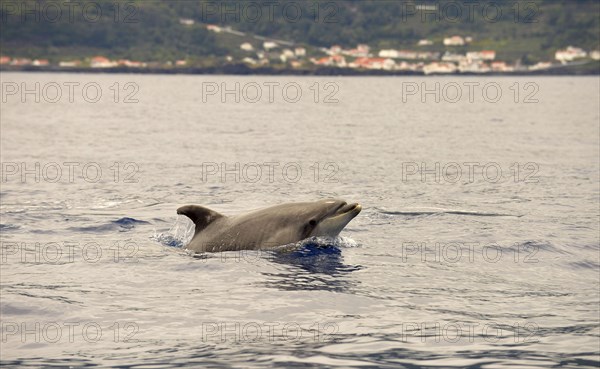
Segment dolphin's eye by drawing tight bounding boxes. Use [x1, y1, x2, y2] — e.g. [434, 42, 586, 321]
[309, 219, 317, 227]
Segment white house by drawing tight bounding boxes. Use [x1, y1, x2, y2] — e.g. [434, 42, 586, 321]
[555, 46, 587, 62]
[397, 50, 418, 59]
[357, 44, 370, 54]
[59, 60, 81, 67]
[394, 61, 421, 71]
[179, 18, 194, 26]
[206, 24, 221, 33]
[379, 49, 399, 58]
[328, 45, 342, 55]
[263, 41, 278, 50]
[294, 47, 306, 57]
[529, 62, 552, 70]
[280, 49, 295, 62]
[312, 55, 347, 68]
[379, 49, 420, 59]
[90, 56, 116, 68]
[442, 52, 466, 63]
[417, 51, 440, 60]
[490, 61, 513, 72]
[240, 42, 254, 51]
[32, 59, 49, 66]
[423, 62, 457, 75]
[458, 60, 490, 73]
[350, 57, 395, 70]
[466, 50, 496, 61]
[443, 36, 465, 46]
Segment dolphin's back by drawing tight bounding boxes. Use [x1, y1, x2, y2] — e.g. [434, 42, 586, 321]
[185, 204, 312, 252]
[178, 199, 360, 253]
[187, 212, 297, 252]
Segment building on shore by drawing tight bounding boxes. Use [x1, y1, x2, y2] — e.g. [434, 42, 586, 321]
[294, 47, 306, 57]
[90, 56, 117, 68]
[443, 36, 465, 46]
[490, 61, 513, 72]
[206, 24, 221, 33]
[117, 59, 146, 68]
[32, 59, 49, 66]
[423, 62, 457, 75]
[10, 58, 32, 66]
[441, 52, 466, 63]
[458, 60, 490, 73]
[240, 43, 254, 51]
[263, 41, 278, 50]
[350, 57, 395, 70]
[529, 62, 553, 71]
[59, 60, 81, 67]
[555, 46, 587, 62]
[466, 50, 496, 61]
[312, 55, 347, 68]
[378, 49, 439, 60]
[179, 18, 194, 26]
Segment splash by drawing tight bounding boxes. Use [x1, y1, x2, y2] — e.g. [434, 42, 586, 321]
[152, 217, 359, 252]
[151, 215, 195, 248]
[272, 235, 359, 253]
[316, 235, 359, 248]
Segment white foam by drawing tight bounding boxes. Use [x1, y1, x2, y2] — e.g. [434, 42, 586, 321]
[151, 215, 195, 248]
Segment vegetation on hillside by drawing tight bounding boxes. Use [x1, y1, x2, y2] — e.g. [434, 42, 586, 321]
[1, 0, 598, 64]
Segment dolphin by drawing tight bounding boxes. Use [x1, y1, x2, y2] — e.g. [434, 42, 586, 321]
[177, 199, 361, 253]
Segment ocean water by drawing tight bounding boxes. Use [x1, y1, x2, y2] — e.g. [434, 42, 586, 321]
[0, 72, 599, 368]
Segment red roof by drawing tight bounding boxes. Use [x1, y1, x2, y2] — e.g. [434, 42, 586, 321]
[91, 56, 110, 63]
[355, 57, 387, 65]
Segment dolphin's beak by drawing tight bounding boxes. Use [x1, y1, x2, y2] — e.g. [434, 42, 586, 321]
[335, 202, 362, 216]
[313, 202, 362, 237]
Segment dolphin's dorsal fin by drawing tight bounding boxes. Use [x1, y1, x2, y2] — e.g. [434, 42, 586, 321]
[177, 205, 224, 235]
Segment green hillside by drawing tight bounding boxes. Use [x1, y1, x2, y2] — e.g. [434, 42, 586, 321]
[1, 0, 599, 65]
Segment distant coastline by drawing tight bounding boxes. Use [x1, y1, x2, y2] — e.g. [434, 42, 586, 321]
[1, 63, 598, 76]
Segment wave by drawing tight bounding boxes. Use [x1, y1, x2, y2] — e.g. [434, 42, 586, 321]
[0, 223, 20, 231]
[376, 207, 522, 218]
[73, 217, 150, 233]
[569, 260, 600, 270]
